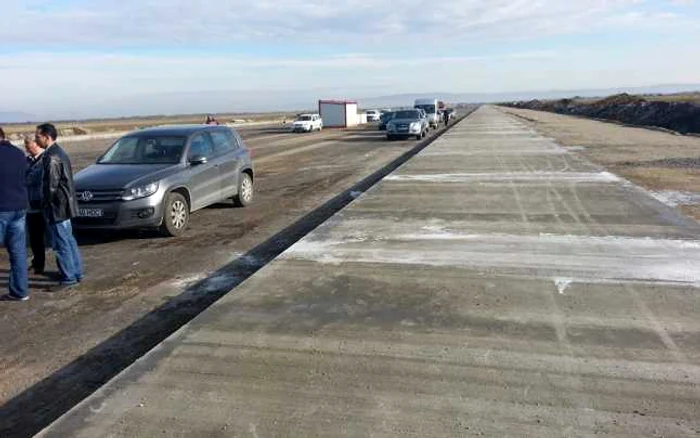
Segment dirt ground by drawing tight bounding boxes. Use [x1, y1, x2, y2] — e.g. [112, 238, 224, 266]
[0, 117, 465, 436]
[2, 112, 294, 138]
[500, 107, 700, 220]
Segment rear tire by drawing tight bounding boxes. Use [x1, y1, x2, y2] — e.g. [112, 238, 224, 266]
[160, 192, 189, 237]
[232, 172, 254, 207]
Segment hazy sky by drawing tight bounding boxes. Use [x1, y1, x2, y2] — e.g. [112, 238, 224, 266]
[2, 0, 700, 118]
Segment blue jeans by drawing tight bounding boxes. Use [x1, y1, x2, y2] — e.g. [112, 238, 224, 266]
[0, 210, 29, 298]
[48, 219, 83, 284]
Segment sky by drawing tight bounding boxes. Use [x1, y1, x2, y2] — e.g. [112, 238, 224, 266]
[2, 0, 700, 119]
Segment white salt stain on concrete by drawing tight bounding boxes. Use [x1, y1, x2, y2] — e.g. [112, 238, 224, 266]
[385, 172, 620, 183]
[650, 190, 700, 207]
[554, 278, 573, 294]
[284, 231, 700, 286]
[421, 149, 568, 156]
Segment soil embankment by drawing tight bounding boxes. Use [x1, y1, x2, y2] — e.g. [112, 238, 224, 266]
[506, 93, 700, 135]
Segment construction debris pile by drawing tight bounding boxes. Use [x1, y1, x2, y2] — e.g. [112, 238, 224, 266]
[506, 93, 700, 135]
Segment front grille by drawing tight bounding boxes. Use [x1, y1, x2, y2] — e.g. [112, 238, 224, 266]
[76, 189, 123, 203]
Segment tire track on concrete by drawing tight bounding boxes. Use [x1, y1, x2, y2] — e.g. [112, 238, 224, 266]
[499, 118, 591, 416]
[500, 109, 695, 377]
[490, 134, 530, 226]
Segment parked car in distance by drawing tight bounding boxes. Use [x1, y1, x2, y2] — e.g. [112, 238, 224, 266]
[365, 109, 381, 122]
[73, 125, 254, 237]
[378, 111, 396, 131]
[386, 109, 429, 140]
[292, 113, 323, 132]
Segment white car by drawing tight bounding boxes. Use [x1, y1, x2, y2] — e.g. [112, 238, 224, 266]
[365, 109, 381, 122]
[292, 114, 323, 132]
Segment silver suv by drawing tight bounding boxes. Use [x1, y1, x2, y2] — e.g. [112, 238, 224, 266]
[386, 109, 429, 140]
[73, 125, 254, 236]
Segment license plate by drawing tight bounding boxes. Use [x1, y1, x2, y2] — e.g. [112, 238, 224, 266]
[78, 208, 104, 218]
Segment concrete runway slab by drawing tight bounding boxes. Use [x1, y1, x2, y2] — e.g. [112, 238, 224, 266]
[41, 107, 700, 437]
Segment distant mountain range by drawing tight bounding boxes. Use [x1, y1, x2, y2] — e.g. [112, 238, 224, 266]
[0, 111, 38, 124]
[357, 84, 700, 108]
[3, 84, 699, 122]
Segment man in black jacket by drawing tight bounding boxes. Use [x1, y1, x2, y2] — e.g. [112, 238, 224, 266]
[0, 127, 29, 301]
[35, 123, 83, 287]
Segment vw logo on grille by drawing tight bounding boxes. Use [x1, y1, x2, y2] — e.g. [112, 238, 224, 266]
[78, 191, 94, 202]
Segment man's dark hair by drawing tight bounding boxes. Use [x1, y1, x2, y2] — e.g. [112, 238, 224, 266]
[0, 127, 5, 139]
[37, 123, 58, 140]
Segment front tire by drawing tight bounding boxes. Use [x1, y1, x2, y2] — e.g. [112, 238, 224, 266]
[160, 192, 189, 237]
[233, 172, 254, 207]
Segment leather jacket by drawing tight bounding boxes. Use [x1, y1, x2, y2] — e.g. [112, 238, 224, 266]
[42, 143, 78, 223]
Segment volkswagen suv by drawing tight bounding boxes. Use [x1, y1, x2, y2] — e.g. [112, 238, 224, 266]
[73, 125, 254, 236]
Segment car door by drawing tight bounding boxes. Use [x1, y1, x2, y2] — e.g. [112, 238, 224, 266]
[186, 132, 221, 210]
[209, 129, 242, 199]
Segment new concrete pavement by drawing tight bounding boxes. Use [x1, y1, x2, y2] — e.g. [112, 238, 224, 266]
[41, 106, 700, 437]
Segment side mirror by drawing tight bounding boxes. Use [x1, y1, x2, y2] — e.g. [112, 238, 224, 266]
[189, 155, 208, 165]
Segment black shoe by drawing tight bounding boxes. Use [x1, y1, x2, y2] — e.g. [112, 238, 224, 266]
[1, 294, 30, 302]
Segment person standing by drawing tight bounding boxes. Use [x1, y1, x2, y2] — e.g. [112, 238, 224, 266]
[0, 127, 30, 301]
[25, 137, 48, 275]
[35, 123, 83, 288]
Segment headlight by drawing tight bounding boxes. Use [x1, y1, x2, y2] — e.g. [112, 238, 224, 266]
[122, 182, 159, 201]
[410, 122, 421, 130]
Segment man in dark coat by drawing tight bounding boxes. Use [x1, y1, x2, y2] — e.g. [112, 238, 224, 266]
[35, 123, 83, 287]
[0, 127, 29, 301]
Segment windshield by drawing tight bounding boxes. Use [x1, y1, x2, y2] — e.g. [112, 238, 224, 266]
[415, 104, 436, 113]
[394, 110, 420, 119]
[98, 136, 186, 164]
[297, 116, 312, 121]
